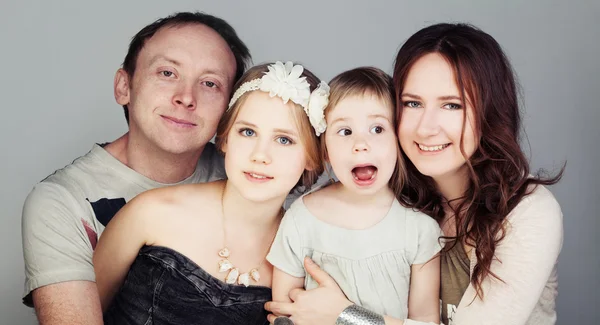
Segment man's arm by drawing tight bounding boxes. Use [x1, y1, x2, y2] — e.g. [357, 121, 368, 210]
[32, 282, 103, 325]
[22, 182, 103, 324]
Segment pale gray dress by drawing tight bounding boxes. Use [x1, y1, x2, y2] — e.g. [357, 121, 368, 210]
[267, 197, 442, 319]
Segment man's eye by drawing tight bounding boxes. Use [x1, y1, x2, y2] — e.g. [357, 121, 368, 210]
[204, 81, 216, 88]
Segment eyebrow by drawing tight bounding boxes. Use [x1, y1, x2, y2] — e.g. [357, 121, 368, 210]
[234, 121, 299, 138]
[368, 114, 392, 122]
[149, 55, 181, 67]
[148, 56, 229, 81]
[401, 93, 462, 101]
[329, 114, 392, 125]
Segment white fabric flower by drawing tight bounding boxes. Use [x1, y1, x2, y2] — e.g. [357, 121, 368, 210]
[306, 81, 329, 136]
[226, 61, 330, 136]
[259, 61, 311, 107]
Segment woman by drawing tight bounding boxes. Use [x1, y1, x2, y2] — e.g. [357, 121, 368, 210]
[265, 23, 564, 325]
[93, 61, 328, 325]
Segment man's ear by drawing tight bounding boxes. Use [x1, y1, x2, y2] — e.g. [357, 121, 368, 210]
[114, 68, 131, 106]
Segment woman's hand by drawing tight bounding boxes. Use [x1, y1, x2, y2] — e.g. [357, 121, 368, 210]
[265, 257, 353, 325]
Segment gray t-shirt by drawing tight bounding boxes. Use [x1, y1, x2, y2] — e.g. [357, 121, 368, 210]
[267, 196, 442, 319]
[21, 143, 225, 306]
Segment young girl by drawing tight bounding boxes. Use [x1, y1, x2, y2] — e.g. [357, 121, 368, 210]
[92, 61, 328, 325]
[265, 23, 563, 325]
[267, 67, 442, 323]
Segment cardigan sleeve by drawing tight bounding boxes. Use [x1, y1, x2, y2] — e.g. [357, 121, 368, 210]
[452, 185, 563, 324]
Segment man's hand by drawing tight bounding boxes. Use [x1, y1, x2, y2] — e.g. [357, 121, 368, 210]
[265, 257, 353, 325]
[33, 281, 103, 325]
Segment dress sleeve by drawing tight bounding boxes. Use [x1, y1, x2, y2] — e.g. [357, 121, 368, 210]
[412, 214, 444, 265]
[266, 205, 306, 277]
[453, 186, 563, 324]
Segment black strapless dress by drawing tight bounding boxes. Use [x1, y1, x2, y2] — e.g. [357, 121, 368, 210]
[104, 245, 271, 325]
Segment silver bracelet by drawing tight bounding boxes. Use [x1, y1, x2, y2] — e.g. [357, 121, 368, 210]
[336, 304, 385, 325]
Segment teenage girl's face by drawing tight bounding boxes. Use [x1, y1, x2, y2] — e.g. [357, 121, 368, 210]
[325, 94, 398, 196]
[222, 91, 309, 203]
[398, 53, 478, 182]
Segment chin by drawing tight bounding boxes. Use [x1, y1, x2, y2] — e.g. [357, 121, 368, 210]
[161, 141, 205, 155]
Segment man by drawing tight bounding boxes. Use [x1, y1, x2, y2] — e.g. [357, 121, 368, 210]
[21, 11, 251, 324]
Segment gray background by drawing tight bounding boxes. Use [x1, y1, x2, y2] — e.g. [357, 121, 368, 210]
[1, 0, 598, 324]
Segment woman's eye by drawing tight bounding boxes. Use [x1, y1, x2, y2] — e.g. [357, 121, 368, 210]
[337, 128, 352, 136]
[444, 103, 463, 110]
[370, 126, 384, 134]
[161, 71, 174, 77]
[277, 137, 293, 145]
[241, 129, 255, 137]
[404, 101, 421, 108]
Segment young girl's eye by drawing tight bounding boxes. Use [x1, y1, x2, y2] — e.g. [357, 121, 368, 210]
[337, 128, 352, 136]
[403, 101, 421, 108]
[276, 137, 294, 145]
[443, 103, 463, 110]
[240, 128, 255, 137]
[370, 126, 384, 134]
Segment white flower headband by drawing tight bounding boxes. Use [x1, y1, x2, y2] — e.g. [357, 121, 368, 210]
[228, 61, 329, 136]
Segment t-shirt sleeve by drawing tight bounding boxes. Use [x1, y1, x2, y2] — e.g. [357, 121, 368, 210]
[266, 206, 305, 278]
[21, 182, 96, 305]
[411, 214, 443, 265]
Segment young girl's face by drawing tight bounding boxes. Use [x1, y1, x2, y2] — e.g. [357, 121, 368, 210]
[325, 94, 397, 196]
[222, 91, 310, 202]
[398, 53, 478, 182]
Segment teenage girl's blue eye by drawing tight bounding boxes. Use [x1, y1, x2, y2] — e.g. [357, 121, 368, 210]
[337, 128, 352, 136]
[370, 126, 384, 134]
[240, 129, 255, 137]
[277, 137, 293, 145]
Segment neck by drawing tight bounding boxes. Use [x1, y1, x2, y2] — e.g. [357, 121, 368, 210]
[221, 181, 284, 233]
[338, 183, 395, 207]
[105, 132, 203, 183]
[433, 166, 470, 210]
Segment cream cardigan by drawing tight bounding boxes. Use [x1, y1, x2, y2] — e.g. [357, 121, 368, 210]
[407, 185, 563, 325]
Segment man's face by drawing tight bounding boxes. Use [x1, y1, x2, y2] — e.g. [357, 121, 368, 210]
[116, 24, 237, 155]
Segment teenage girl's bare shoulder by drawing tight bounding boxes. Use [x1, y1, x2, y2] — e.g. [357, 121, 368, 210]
[122, 180, 224, 224]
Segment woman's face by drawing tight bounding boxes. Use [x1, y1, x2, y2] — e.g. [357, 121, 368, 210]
[397, 53, 478, 182]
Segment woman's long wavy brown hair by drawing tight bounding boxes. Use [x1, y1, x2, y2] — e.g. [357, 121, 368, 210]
[392, 23, 564, 299]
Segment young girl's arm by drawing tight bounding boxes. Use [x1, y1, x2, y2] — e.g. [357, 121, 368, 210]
[407, 257, 441, 323]
[266, 205, 307, 309]
[272, 268, 305, 304]
[92, 192, 158, 311]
